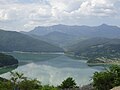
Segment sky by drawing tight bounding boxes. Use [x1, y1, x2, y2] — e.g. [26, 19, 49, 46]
[0, 0, 120, 31]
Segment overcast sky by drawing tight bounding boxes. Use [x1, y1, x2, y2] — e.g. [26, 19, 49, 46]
[0, 0, 120, 31]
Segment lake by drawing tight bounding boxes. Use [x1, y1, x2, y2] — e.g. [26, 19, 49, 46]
[0, 52, 104, 86]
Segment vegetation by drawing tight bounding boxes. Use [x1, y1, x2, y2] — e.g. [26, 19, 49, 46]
[67, 38, 120, 64]
[0, 53, 18, 67]
[0, 72, 78, 90]
[59, 77, 77, 89]
[93, 65, 120, 90]
[0, 72, 58, 90]
[1, 66, 120, 90]
[41, 85, 58, 90]
[0, 29, 63, 52]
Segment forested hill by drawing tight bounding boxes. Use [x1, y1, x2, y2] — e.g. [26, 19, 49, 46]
[0, 29, 63, 52]
[67, 38, 120, 63]
[67, 38, 120, 53]
[0, 53, 18, 67]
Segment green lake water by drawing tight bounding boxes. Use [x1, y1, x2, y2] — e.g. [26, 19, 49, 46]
[0, 52, 104, 86]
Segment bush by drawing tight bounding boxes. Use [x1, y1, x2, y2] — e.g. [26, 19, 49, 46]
[41, 85, 58, 90]
[0, 72, 42, 90]
[19, 79, 42, 90]
[93, 65, 120, 90]
[59, 77, 77, 89]
[0, 81, 13, 90]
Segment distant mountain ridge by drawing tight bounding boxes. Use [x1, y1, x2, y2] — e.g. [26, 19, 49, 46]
[27, 24, 120, 38]
[0, 29, 63, 52]
[22, 24, 120, 48]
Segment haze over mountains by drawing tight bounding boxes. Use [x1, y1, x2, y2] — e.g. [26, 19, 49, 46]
[0, 24, 120, 53]
[28, 24, 120, 38]
[22, 24, 120, 48]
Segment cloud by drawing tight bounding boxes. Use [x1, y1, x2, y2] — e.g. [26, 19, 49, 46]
[78, 0, 116, 16]
[0, 0, 119, 31]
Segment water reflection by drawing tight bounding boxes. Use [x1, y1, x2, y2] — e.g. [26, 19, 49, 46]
[37, 55, 89, 69]
[0, 52, 103, 86]
[0, 65, 18, 74]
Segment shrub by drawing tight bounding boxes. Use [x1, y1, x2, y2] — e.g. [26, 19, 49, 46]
[93, 65, 120, 90]
[59, 77, 77, 89]
[41, 85, 58, 90]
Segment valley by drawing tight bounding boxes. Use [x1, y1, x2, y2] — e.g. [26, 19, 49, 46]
[0, 24, 120, 87]
[21, 24, 120, 64]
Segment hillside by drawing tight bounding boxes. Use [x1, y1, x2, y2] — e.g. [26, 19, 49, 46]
[28, 31, 85, 48]
[0, 53, 18, 67]
[67, 38, 120, 63]
[0, 29, 63, 52]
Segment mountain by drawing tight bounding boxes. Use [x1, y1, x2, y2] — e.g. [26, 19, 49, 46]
[27, 24, 120, 38]
[0, 29, 63, 52]
[27, 31, 85, 48]
[22, 24, 120, 48]
[0, 53, 18, 67]
[67, 37, 120, 63]
[67, 37, 111, 52]
[67, 37, 120, 54]
[42, 31, 79, 47]
[27, 24, 92, 37]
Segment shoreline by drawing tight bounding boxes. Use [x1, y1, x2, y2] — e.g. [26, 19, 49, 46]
[2, 51, 65, 55]
[0, 64, 18, 69]
[87, 62, 120, 66]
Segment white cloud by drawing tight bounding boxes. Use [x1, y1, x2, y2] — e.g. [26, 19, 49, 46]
[74, 0, 116, 16]
[0, 0, 119, 31]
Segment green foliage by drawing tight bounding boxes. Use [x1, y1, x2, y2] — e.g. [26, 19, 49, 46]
[67, 38, 120, 63]
[0, 81, 13, 90]
[93, 65, 120, 90]
[19, 79, 42, 90]
[0, 72, 60, 90]
[0, 72, 42, 90]
[59, 77, 77, 89]
[0, 72, 79, 90]
[41, 85, 58, 90]
[0, 53, 18, 67]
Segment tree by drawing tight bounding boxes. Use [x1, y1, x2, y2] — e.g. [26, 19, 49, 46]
[93, 65, 120, 90]
[10, 72, 42, 90]
[59, 77, 77, 89]
[0, 81, 13, 90]
[19, 79, 41, 90]
[10, 72, 26, 90]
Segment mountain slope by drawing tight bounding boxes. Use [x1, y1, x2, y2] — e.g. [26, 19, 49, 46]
[27, 31, 84, 48]
[0, 29, 63, 52]
[42, 31, 78, 47]
[67, 38, 120, 63]
[68, 37, 120, 53]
